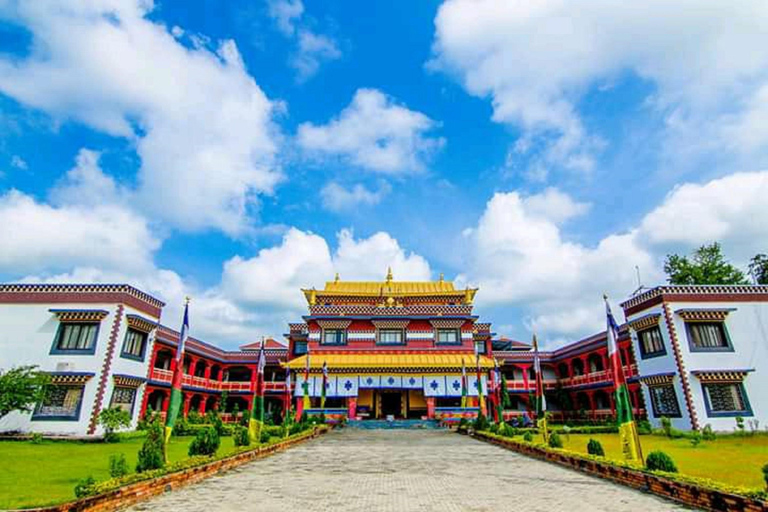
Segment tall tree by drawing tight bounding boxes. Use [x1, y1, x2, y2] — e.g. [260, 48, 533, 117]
[664, 243, 749, 285]
[749, 254, 768, 284]
[0, 366, 49, 419]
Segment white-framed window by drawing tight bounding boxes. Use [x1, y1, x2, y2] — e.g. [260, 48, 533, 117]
[322, 329, 346, 345]
[33, 384, 85, 421]
[648, 384, 681, 418]
[110, 387, 137, 414]
[51, 323, 99, 354]
[378, 329, 404, 345]
[637, 326, 665, 358]
[121, 328, 148, 361]
[436, 329, 459, 344]
[703, 383, 751, 417]
[686, 322, 731, 351]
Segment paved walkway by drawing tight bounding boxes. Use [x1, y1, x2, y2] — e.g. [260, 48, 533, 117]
[129, 429, 691, 512]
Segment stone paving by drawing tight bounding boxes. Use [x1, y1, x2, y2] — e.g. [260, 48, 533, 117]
[128, 429, 692, 512]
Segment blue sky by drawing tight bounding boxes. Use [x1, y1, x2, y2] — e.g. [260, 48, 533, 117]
[1, 1, 767, 348]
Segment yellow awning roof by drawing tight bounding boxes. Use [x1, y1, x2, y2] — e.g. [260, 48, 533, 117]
[284, 353, 495, 370]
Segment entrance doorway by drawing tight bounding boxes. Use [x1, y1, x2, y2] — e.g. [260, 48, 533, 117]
[380, 392, 402, 418]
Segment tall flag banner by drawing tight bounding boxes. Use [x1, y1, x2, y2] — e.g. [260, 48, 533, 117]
[320, 361, 328, 409]
[493, 358, 503, 423]
[164, 298, 190, 447]
[249, 338, 267, 441]
[533, 334, 549, 442]
[474, 343, 487, 416]
[460, 360, 468, 408]
[283, 369, 292, 438]
[302, 345, 311, 412]
[605, 295, 644, 464]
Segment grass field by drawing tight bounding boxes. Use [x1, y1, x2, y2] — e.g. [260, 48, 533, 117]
[538, 433, 768, 489]
[0, 436, 237, 510]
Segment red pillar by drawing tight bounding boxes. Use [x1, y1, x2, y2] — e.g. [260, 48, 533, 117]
[139, 385, 151, 417]
[426, 397, 436, 419]
[161, 391, 170, 412]
[182, 394, 192, 417]
[199, 395, 207, 415]
[347, 397, 357, 419]
[520, 364, 531, 391]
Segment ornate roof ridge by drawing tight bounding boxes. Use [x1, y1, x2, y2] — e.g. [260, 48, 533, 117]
[620, 284, 768, 310]
[0, 283, 165, 308]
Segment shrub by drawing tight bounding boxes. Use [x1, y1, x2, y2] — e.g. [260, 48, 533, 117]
[488, 423, 499, 434]
[689, 430, 702, 448]
[587, 438, 605, 456]
[702, 424, 716, 441]
[736, 416, 746, 435]
[188, 426, 220, 457]
[289, 422, 304, 435]
[137, 408, 155, 431]
[187, 410, 203, 424]
[762, 463, 768, 490]
[99, 406, 131, 442]
[259, 429, 271, 444]
[233, 425, 250, 447]
[74, 476, 96, 498]
[473, 412, 490, 432]
[206, 409, 226, 436]
[548, 432, 563, 449]
[637, 420, 652, 435]
[523, 431, 533, 442]
[239, 409, 251, 427]
[136, 419, 165, 473]
[30, 432, 43, 445]
[660, 416, 672, 437]
[646, 450, 678, 473]
[109, 453, 129, 478]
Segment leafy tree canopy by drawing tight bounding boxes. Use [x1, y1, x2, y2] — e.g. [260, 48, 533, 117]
[664, 243, 749, 285]
[749, 254, 768, 285]
[0, 365, 49, 419]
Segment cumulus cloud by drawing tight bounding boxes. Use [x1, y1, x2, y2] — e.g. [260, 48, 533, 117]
[297, 89, 445, 173]
[430, 0, 768, 176]
[267, 0, 341, 81]
[10, 155, 27, 170]
[320, 181, 391, 212]
[0, 0, 281, 235]
[49, 149, 125, 208]
[460, 171, 768, 344]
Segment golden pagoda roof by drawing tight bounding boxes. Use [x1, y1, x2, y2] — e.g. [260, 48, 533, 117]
[284, 352, 495, 370]
[302, 269, 477, 304]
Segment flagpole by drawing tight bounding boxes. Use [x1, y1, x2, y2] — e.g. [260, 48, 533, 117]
[249, 336, 267, 442]
[604, 294, 644, 464]
[164, 296, 190, 456]
[533, 334, 549, 442]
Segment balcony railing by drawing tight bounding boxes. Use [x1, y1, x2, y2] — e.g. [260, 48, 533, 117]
[149, 368, 286, 393]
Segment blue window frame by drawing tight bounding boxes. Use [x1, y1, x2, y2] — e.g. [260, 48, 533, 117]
[293, 340, 308, 355]
[321, 329, 346, 345]
[50, 322, 100, 355]
[120, 328, 148, 361]
[436, 329, 460, 345]
[32, 384, 85, 421]
[648, 384, 682, 418]
[637, 325, 666, 359]
[377, 329, 404, 345]
[110, 386, 138, 416]
[685, 322, 734, 353]
[701, 382, 752, 418]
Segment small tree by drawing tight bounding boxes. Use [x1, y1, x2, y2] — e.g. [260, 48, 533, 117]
[0, 365, 49, 419]
[500, 374, 511, 409]
[660, 416, 672, 437]
[735, 416, 746, 435]
[664, 243, 748, 285]
[136, 418, 165, 473]
[233, 425, 250, 447]
[109, 453, 129, 478]
[523, 431, 533, 442]
[749, 254, 768, 284]
[188, 426, 220, 456]
[99, 406, 131, 442]
[548, 431, 563, 448]
[646, 451, 678, 473]
[702, 424, 716, 441]
[587, 438, 605, 456]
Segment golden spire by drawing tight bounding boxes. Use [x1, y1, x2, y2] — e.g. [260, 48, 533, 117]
[334, 272, 340, 283]
[308, 288, 317, 306]
[439, 272, 444, 282]
[386, 266, 393, 284]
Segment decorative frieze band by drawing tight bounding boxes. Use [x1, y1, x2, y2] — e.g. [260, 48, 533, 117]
[675, 308, 735, 322]
[371, 319, 410, 329]
[316, 319, 353, 329]
[126, 314, 157, 333]
[50, 309, 109, 323]
[113, 374, 146, 388]
[690, 369, 753, 383]
[429, 319, 466, 329]
[637, 372, 675, 387]
[49, 372, 96, 384]
[628, 313, 661, 332]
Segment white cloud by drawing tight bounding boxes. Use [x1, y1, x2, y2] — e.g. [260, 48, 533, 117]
[49, 149, 124, 208]
[267, 0, 304, 36]
[430, 0, 768, 176]
[320, 181, 390, 212]
[0, 0, 281, 235]
[290, 29, 342, 82]
[267, 0, 340, 81]
[461, 171, 768, 345]
[297, 88, 445, 173]
[10, 155, 27, 170]
[0, 189, 159, 275]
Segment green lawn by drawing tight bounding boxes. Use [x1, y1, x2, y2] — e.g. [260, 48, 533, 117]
[543, 433, 768, 489]
[0, 436, 237, 510]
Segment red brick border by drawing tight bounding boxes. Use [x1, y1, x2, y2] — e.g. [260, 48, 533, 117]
[472, 432, 767, 512]
[19, 428, 328, 512]
[662, 302, 699, 430]
[88, 305, 124, 435]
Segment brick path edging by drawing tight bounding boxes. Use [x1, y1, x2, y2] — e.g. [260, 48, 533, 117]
[19, 428, 329, 512]
[472, 431, 768, 512]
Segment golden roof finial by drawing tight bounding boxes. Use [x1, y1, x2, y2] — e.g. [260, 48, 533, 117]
[308, 288, 317, 306]
[184, 296, 191, 305]
[439, 272, 444, 282]
[386, 266, 393, 283]
[334, 272, 340, 283]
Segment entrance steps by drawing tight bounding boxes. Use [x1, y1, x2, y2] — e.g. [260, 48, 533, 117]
[347, 419, 441, 429]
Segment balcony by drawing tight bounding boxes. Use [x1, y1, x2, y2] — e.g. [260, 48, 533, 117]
[149, 368, 286, 393]
[505, 379, 557, 392]
[557, 365, 637, 388]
